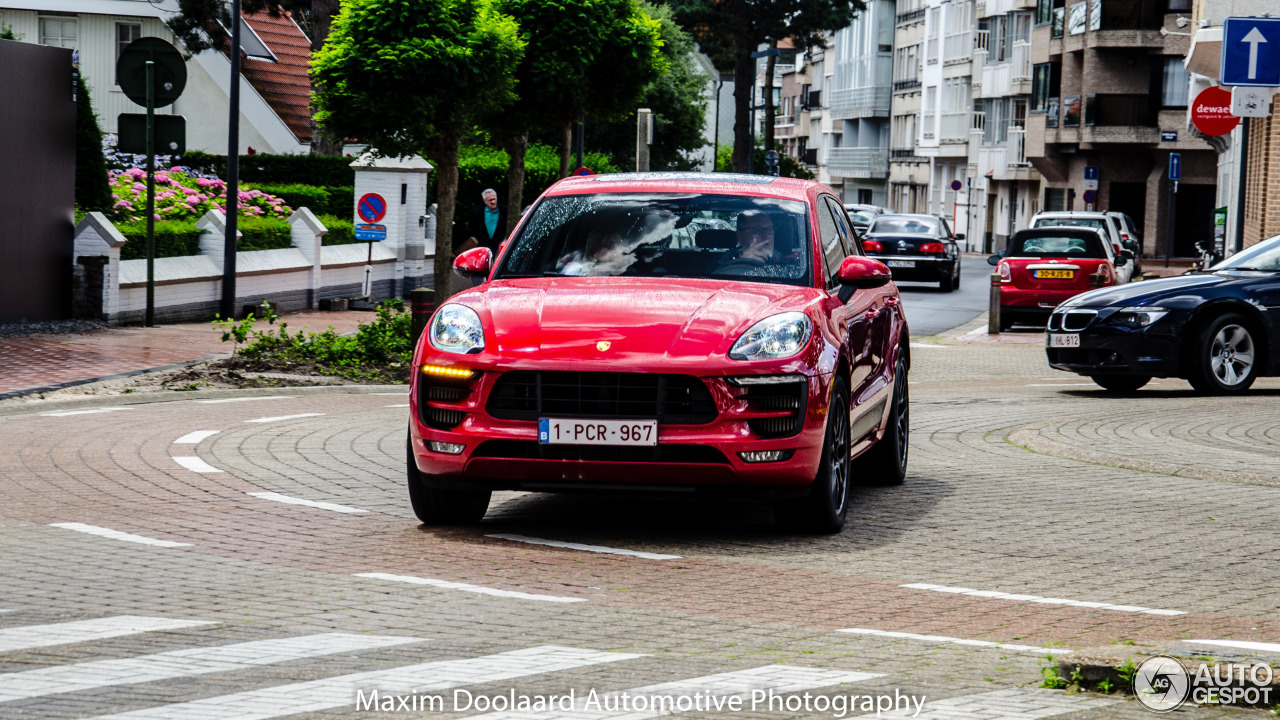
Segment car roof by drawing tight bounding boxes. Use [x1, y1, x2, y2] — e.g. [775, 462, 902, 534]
[542, 172, 822, 202]
[1034, 211, 1112, 219]
[1014, 226, 1109, 239]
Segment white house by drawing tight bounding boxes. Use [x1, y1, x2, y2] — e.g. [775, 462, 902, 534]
[0, 0, 311, 154]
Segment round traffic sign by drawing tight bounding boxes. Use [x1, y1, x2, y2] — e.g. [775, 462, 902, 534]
[1191, 86, 1241, 137]
[1083, 189, 1098, 204]
[357, 193, 387, 223]
[573, 166, 594, 176]
[950, 179, 963, 191]
[116, 38, 187, 108]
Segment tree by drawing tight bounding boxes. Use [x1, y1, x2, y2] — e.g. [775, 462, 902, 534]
[663, 0, 863, 172]
[312, 0, 523, 303]
[75, 74, 113, 213]
[585, 2, 711, 171]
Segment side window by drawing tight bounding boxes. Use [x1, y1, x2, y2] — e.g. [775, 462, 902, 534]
[825, 198, 860, 256]
[816, 197, 847, 288]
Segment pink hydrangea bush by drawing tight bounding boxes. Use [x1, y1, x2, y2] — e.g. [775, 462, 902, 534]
[108, 167, 292, 224]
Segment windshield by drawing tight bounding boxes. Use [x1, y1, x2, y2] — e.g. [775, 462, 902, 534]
[1007, 233, 1107, 259]
[849, 211, 875, 226]
[496, 193, 812, 286]
[1214, 234, 1280, 271]
[868, 217, 940, 235]
[1034, 217, 1108, 233]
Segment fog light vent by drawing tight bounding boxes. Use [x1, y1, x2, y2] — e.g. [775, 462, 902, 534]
[738, 450, 795, 463]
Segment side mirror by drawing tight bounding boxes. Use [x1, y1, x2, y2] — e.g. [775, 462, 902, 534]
[987, 254, 1001, 266]
[1121, 249, 1135, 261]
[453, 246, 492, 277]
[955, 233, 966, 241]
[837, 256, 892, 289]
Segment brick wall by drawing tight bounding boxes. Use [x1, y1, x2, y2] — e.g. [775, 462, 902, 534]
[1243, 115, 1278, 249]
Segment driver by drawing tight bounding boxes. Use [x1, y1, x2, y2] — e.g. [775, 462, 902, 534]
[717, 211, 787, 269]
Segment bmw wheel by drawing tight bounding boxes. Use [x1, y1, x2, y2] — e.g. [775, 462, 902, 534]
[1188, 313, 1259, 395]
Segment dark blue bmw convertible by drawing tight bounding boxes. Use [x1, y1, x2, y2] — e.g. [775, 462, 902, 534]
[1046, 234, 1280, 394]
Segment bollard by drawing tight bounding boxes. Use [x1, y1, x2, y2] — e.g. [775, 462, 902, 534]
[988, 272, 1002, 335]
[410, 287, 435, 346]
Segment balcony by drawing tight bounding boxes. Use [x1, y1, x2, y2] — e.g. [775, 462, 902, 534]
[826, 147, 889, 179]
[944, 31, 973, 64]
[941, 112, 970, 143]
[896, 8, 925, 25]
[894, 79, 922, 92]
[1097, 0, 1163, 30]
[1009, 126, 1030, 166]
[1011, 40, 1031, 82]
[1084, 94, 1159, 127]
[829, 86, 891, 119]
[776, 113, 797, 127]
[891, 148, 925, 162]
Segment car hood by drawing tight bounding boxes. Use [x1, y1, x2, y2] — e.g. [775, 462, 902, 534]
[1064, 273, 1231, 308]
[451, 277, 820, 363]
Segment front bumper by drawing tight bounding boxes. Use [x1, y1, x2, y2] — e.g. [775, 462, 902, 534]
[1044, 307, 1183, 377]
[408, 369, 835, 494]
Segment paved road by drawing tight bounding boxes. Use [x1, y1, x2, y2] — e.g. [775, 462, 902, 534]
[0, 341, 1277, 719]
[897, 255, 992, 337]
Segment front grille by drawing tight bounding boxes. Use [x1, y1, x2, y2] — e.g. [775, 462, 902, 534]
[739, 379, 807, 438]
[1047, 312, 1063, 331]
[418, 379, 472, 430]
[486, 372, 716, 424]
[1062, 310, 1098, 332]
[471, 440, 729, 464]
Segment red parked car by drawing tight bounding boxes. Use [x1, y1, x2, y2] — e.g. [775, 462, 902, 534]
[989, 228, 1119, 330]
[408, 173, 911, 533]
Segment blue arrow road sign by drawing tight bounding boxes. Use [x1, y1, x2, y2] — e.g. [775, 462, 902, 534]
[1221, 17, 1280, 87]
[1169, 153, 1181, 181]
[1083, 166, 1099, 181]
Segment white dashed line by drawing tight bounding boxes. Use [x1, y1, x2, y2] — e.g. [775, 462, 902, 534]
[385, 403, 409, 408]
[0, 633, 423, 702]
[909, 343, 948, 349]
[245, 413, 325, 423]
[82, 645, 640, 720]
[247, 492, 369, 514]
[1187, 639, 1280, 654]
[171, 456, 224, 474]
[194, 396, 292, 404]
[0, 616, 215, 654]
[356, 572, 587, 603]
[40, 407, 133, 417]
[49, 523, 192, 548]
[900, 583, 1187, 615]
[173, 430, 220, 444]
[458, 664, 881, 720]
[1026, 383, 1097, 387]
[837, 628, 1059, 654]
[487, 534, 682, 560]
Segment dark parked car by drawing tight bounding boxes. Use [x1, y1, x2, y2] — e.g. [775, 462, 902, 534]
[860, 214, 962, 292]
[1046, 233, 1280, 394]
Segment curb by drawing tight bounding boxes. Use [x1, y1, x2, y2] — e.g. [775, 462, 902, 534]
[0, 356, 227, 402]
[0, 381, 408, 418]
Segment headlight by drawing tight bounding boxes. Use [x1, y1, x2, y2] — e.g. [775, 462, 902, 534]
[429, 304, 485, 354]
[729, 312, 812, 361]
[1111, 306, 1168, 328]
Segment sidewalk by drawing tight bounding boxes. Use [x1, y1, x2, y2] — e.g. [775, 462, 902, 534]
[0, 310, 377, 399]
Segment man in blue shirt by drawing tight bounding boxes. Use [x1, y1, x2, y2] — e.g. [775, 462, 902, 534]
[465, 188, 509, 253]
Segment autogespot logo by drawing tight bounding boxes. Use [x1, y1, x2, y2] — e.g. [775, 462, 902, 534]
[1134, 656, 1190, 713]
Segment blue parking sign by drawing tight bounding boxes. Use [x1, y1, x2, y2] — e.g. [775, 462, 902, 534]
[1221, 17, 1280, 87]
[1168, 153, 1181, 181]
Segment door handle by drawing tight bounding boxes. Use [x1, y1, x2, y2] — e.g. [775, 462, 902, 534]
[864, 308, 880, 320]
[883, 296, 900, 308]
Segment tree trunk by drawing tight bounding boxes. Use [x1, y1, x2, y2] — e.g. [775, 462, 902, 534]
[559, 121, 574, 178]
[731, 35, 755, 174]
[503, 133, 528, 235]
[430, 135, 461, 302]
[308, 0, 343, 156]
[763, 41, 777, 152]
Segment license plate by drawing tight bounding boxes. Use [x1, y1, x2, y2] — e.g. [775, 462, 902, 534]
[538, 418, 658, 446]
[887, 260, 915, 268]
[1035, 269, 1074, 279]
[1048, 333, 1080, 348]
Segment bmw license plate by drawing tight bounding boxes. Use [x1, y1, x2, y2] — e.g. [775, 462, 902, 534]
[887, 260, 915, 268]
[538, 418, 658, 446]
[1048, 333, 1080, 348]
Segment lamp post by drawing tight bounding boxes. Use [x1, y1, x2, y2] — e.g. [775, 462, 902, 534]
[748, 46, 800, 175]
[221, 0, 242, 319]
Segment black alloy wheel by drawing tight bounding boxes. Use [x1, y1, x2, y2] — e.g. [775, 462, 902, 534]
[776, 377, 851, 534]
[406, 431, 491, 525]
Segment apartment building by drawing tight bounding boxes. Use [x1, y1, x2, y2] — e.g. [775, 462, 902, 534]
[888, 0, 928, 213]
[1025, 0, 1214, 258]
[967, 0, 1040, 252]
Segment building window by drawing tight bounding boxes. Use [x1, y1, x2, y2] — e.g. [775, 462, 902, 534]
[116, 23, 142, 84]
[1030, 62, 1060, 112]
[39, 17, 77, 48]
[1160, 57, 1190, 108]
[1036, 0, 1063, 26]
[1045, 188, 1067, 212]
[925, 7, 940, 63]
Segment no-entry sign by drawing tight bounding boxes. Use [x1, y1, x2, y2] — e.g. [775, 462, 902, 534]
[1191, 86, 1242, 137]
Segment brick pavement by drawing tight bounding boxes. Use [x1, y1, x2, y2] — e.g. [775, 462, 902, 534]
[0, 310, 377, 398]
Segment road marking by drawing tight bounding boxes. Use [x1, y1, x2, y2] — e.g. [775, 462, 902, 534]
[385, 403, 409, 408]
[1026, 383, 1096, 387]
[900, 583, 1187, 615]
[49, 523, 191, 548]
[459, 664, 882, 720]
[1188, 639, 1280, 654]
[909, 343, 948, 349]
[0, 617, 215, 654]
[83, 645, 641, 720]
[171, 456, 224, 474]
[356, 572, 587, 603]
[173, 430, 220, 444]
[884, 688, 1117, 719]
[487, 534, 681, 560]
[40, 407, 133, 417]
[244, 413, 324, 423]
[194, 396, 292, 404]
[837, 628, 1059, 654]
[247, 492, 369, 514]
[0, 633, 423, 702]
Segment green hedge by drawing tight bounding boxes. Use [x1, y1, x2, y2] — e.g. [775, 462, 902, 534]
[177, 151, 356, 188]
[117, 221, 202, 260]
[317, 214, 358, 245]
[237, 216, 293, 251]
[244, 183, 354, 217]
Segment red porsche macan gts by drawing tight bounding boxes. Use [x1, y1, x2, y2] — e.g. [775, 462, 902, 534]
[408, 173, 910, 533]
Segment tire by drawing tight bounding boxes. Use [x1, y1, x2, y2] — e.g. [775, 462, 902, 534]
[406, 433, 490, 525]
[1186, 313, 1260, 395]
[775, 377, 851, 534]
[1089, 375, 1151, 392]
[851, 352, 909, 486]
[940, 272, 955, 292]
[953, 266, 961, 290]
